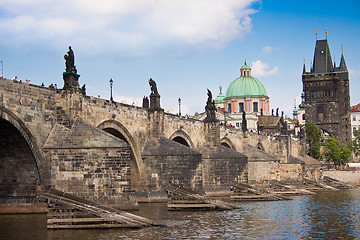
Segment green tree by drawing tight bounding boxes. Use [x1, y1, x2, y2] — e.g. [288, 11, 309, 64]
[324, 137, 351, 168]
[349, 129, 360, 156]
[305, 123, 322, 160]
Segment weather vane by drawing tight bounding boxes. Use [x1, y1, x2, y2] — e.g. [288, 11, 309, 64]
[315, 29, 318, 40]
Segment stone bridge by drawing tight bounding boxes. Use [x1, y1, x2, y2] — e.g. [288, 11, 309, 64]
[0, 78, 316, 204]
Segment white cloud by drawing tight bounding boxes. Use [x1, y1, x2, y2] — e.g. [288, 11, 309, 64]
[0, 0, 259, 56]
[262, 46, 273, 54]
[251, 60, 279, 77]
[114, 95, 142, 106]
[349, 69, 360, 76]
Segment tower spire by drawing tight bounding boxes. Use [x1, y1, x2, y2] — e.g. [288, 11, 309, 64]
[303, 57, 306, 74]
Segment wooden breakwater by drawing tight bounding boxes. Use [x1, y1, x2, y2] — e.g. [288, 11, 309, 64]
[165, 184, 237, 211]
[40, 189, 160, 229]
[230, 182, 293, 201]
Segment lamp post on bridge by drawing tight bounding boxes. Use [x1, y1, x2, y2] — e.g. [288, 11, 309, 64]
[109, 78, 113, 102]
[0, 60, 3, 79]
[178, 97, 181, 116]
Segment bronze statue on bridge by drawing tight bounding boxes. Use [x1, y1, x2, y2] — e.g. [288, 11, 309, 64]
[204, 89, 217, 123]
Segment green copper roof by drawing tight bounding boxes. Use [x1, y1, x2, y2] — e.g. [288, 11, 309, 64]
[225, 76, 268, 98]
[215, 92, 225, 103]
[241, 64, 251, 70]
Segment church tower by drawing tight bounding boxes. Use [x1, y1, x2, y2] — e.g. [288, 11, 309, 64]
[302, 38, 351, 143]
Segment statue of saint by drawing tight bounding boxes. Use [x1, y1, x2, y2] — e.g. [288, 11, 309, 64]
[205, 89, 217, 121]
[149, 78, 158, 95]
[142, 96, 149, 108]
[64, 46, 76, 73]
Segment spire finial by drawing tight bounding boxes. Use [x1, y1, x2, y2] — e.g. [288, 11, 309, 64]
[244, 59, 247, 65]
[303, 57, 306, 73]
[325, 28, 328, 39]
[341, 44, 344, 55]
[219, 86, 222, 94]
[316, 29, 318, 40]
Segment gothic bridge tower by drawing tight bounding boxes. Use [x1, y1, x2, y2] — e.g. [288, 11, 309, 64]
[302, 38, 351, 143]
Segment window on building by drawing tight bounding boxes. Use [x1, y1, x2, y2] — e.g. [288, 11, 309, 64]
[236, 122, 240, 128]
[302, 114, 306, 120]
[239, 103, 244, 112]
[317, 105, 324, 121]
[228, 103, 231, 113]
[253, 102, 258, 112]
[353, 116, 356, 121]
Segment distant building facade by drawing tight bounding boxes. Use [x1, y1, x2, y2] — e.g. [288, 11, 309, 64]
[351, 103, 360, 139]
[302, 38, 351, 143]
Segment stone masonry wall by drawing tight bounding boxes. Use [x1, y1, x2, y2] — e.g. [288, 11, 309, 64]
[48, 147, 131, 204]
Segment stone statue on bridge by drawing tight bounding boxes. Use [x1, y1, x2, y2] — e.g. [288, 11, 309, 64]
[63, 46, 80, 90]
[142, 96, 149, 109]
[204, 89, 217, 123]
[149, 78, 159, 95]
[148, 78, 162, 111]
[64, 46, 77, 73]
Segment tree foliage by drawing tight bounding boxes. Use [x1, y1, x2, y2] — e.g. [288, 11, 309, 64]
[324, 137, 351, 167]
[349, 129, 360, 157]
[305, 123, 322, 160]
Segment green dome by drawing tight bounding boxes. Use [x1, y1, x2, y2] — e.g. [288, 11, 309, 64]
[215, 92, 225, 103]
[241, 64, 251, 70]
[225, 76, 268, 98]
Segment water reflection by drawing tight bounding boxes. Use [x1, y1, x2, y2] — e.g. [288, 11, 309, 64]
[1, 189, 360, 239]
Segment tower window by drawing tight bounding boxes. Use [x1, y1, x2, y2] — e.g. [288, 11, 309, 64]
[239, 103, 244, 112]
[253, 102, 258, 112]
[317, 105, 324, 121]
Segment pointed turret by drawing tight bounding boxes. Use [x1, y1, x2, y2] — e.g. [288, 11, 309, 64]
[303, 63, 306, 74]
[339, 54, 348, 72]
[312, 39, 333, 73]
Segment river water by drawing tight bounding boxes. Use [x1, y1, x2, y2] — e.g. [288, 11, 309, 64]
[1, 189, 360, 240]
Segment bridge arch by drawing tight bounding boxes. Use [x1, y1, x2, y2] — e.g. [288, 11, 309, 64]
[97, 120, 146, 190]
[220, 137, 236, 150]
[170, 130, 195, 148]
[0, 106, 43, 196]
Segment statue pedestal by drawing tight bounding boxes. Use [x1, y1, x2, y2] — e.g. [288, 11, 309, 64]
[149, 93, 162, 111]
[63, 72, 80, 90]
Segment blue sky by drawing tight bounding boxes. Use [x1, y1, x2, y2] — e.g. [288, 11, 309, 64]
[1, 0, 359, 116]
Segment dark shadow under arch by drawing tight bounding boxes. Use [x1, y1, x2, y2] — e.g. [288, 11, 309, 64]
[220, 137, 236, 150]
[257, 142, 265, 151]
[221, 142, 232, 149]
[172, 136, 190, 147]
[170, 130, 195, 148]
[0, 107, 43, 196]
